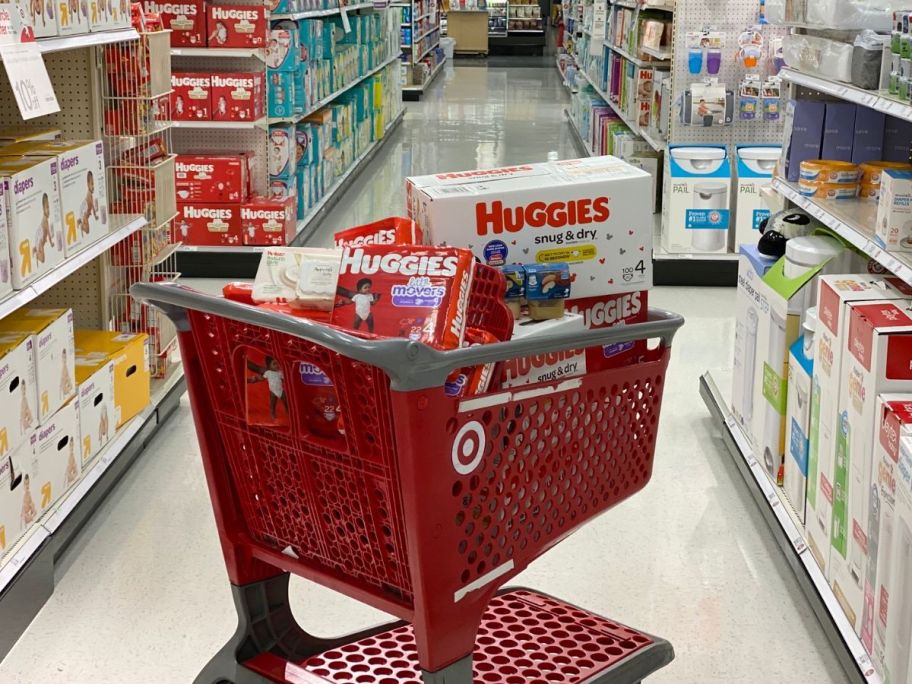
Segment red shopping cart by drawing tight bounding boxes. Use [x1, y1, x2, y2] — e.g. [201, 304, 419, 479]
[133, 268, 684, 684]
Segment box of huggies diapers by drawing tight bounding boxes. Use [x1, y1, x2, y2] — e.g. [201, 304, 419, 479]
[501, 312, 586, 388]
[406, 157, 652, 298]
[0, 309, 75, 425]
[0, 156, 65, 289]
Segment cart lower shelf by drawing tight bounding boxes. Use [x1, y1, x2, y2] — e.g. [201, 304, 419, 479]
[208, 587, 673, 683]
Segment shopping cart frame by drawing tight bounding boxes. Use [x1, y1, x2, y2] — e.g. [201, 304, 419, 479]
[134, 282, 684, 684]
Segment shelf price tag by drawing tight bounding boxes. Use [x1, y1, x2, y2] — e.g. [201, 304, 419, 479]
[0, 41, 59, 120]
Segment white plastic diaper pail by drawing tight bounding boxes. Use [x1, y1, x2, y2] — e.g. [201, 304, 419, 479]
[691, 182, 728, 251]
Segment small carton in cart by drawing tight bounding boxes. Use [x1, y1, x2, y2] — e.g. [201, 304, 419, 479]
[405, 156, 653, 299]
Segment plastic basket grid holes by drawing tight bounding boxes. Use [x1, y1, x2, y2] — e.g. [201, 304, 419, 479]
[188, 311, 413, 601]
[448, 371, 664, 589]
[294, 590, 654, 683]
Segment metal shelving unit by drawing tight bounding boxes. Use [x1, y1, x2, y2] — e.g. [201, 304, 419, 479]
[177, 110, 405, 276]
[700, 373, 879, 684]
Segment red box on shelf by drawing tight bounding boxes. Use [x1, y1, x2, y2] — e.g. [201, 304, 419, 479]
[171, 73, 212, 121]
[143, 0, 206, 47]
[175, 202, 243, 246]
[241, 196, 296, 245]
[206, 4, 267, 48]
[211, 72, 265, 121]
[175, 154, 250, 203]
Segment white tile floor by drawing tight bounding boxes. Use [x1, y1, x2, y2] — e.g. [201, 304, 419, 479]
[0, 64, 850, 683]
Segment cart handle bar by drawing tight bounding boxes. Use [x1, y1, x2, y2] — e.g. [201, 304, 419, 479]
[132, 282, 684, 392]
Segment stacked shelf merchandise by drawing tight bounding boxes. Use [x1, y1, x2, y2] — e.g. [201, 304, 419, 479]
[162, 0, 404, 275]
[508, 0, 542, 33]
[0, 27, 185, 659]
[488, 0, 508, 35]
[703, 11, 912, 683]
[486, 0, 546, 51]
[397, 0, 446, 99]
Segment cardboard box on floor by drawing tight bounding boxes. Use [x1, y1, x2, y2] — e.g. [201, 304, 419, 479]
[830, 300, 912, 635]
[74, 331, 149, 428]
[74, 354, 115, 468]
[862, 396, 912, 676]
[0, 308, 75, 425]
[805, 276, 912, 579]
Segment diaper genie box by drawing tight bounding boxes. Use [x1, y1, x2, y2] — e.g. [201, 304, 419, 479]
[406, 157, 652, 299]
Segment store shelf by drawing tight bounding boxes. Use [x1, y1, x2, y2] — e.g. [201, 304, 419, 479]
[699, 372, 881, 684]
[271, 1, 375, 20]
[0, 214, 146, 320]
[413, 36, 441, 62]
[172, 117, 268, 130]
[508, 28, 544, 33]
[11, 29, 140, 57]
[611, 0, 674, 10]
[779, 68, 912, 122]
[170, 46, 266, 61]
[605, 41, 670, 67]
[269, 53, 400, 124]
[772, 178, 912, 285]
[640, 44, 672, 60]
[403, 54, 445, 96]
[177, 109, 405, 274]
[579, 71, 665, 153]
[0, 365, 186, 660]
[564, 108, 594, 156]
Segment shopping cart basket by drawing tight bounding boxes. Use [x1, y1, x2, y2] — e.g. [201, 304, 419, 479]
[133, 273, 684, 684]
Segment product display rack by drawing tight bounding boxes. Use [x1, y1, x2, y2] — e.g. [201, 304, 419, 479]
[177, 109, 404, 276]
[487, 0, 546, 51]
[699, 374, 879, 684]
[0, 28, 184, 656]
[396, 0, 445, 99]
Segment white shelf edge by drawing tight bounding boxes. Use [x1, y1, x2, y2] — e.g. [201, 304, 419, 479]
[604, 41, 670, 68]
[640, 44, 672, 60]
[172, 117, 268, 130]
[404, 55, 445, 90]
[412, 36, 441, 63]
[170, 47, 266, 61]
[508, 28, 544, 33]
[0, 215, 147, 320]
[0, 365, 185, 594]
[271, 1, 375, 20]
[564, 108, 594, 157]
[580, 71, 665, 153]
[780, 68, 912, 122]
[269, 53, 400, 124]
[24, 29, 140, 57]
[700, 372, 882, 684]
[179, 110, 405, 254]
[611, 0, 674, 10]
[771, 178, 912, 286]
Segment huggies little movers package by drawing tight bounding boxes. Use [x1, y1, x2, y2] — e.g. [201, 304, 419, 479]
[331, 245, 475, 350]
[0, 156, 65, 288]
[406, 157, 652, 298]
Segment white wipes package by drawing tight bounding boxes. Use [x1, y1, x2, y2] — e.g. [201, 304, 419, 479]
[252, 247, 342, 310]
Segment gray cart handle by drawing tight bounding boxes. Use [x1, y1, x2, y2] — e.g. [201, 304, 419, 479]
[132, 282, 684, 391]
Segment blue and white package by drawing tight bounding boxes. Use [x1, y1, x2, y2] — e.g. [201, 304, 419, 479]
[268, 71, 296, 118]
[735, 145, 780, 250]
[664, 144, 732, 254]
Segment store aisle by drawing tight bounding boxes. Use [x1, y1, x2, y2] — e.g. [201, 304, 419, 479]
[0, 65, 849, 683]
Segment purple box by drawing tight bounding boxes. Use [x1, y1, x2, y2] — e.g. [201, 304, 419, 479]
[785, 100, 825, 182]
[852, 106, 886, 164]
[882, 116, 912, 162]
[821, 102, 856, 161]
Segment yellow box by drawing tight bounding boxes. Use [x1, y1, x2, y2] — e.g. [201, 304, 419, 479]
[74, 330, 149, 428]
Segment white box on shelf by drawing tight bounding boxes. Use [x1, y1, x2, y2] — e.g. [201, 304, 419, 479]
[875, 169, 912, 253]
[0, 156, 65, 289]
[663, 145, 732, 254]
[0, 435, 37, 559]
[22, 0, 59, 37]
[32, 399, 81, 516]
[884, 436, 912, 684]
[0, 182, 12, 298]
[731, 245, 777, 436]
[406, 156, 653, 299]
[56, 0, 90, 35]
[0, 309, 76, 425]
[734, 145, 780, 251]
[806, 276, 912, 579]
[830, 300, 912, 634]
[862, 396, 912, 676]
[29, 140, 109, 257]
[783, 335, 813, 527]
[74, 356, 114, 468]
[88, 0, 108, 31]
[0, 332, 38, 460]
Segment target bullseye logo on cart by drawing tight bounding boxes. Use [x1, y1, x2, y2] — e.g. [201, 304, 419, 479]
[452, 421, 486, 475]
